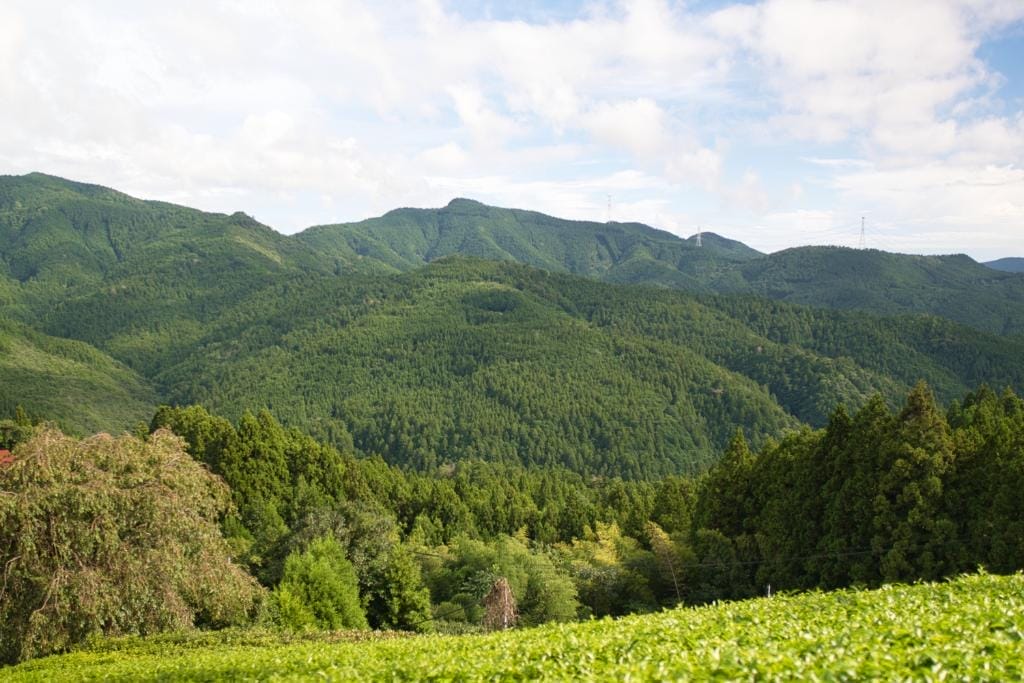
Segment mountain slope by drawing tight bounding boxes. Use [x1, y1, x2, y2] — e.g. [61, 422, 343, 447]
[6, 173, 1021, 336]
[2, 173, 1024, 477]
[0, 173, 354, 373]
[717, 247, 1024, 335]
[296, 200, 1024, 335]
[144, 258, 1024, 476]
[0, 319, 157, 435]
[0, 173, 329, 287]
[986, 257, 1024, 273]
[151, 260, 799, 477]
[297, 198, 760, 289]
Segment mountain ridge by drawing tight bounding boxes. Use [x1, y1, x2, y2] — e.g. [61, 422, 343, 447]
[986, 257, 1024, 273]
[2, 172, 1023, 478]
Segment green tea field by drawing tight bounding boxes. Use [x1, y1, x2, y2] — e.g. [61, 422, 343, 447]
[6, 572, 1022, 681]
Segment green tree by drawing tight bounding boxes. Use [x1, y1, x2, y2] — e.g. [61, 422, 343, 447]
[273, 536, 367, 631]
[693, 429, 755, 537]
[0, 428, 262, 664]
[874, 382, 956, 582]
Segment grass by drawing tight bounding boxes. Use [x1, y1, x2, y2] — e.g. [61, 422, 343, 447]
[5, 572, 1022, 681]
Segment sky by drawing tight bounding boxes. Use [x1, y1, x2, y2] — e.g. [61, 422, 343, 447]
[1, 0, 1023, 260]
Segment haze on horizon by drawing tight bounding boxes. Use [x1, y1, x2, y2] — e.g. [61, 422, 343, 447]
[1, 0, 1023, 261]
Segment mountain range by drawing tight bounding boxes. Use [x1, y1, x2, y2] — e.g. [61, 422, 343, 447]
[2, 172, 1022, 476]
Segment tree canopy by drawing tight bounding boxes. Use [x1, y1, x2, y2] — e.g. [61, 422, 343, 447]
[0, 428, 262, 663]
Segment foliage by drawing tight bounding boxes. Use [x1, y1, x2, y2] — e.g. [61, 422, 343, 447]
[4, 174, 1024, 477]
[552, 521, 657, 617]
[425, 535, 579, 628]
[0, 406, 34, 450]
[6, 573, 1023, 681]
[271, 537, 367, 631]
[686, 382, 1024, 602]
[0, 319, 156, 436]
[153, 383, 1024, 620]
[0, 428, 262, 663]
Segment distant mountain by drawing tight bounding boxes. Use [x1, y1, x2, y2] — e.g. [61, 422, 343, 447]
[716, 247, 1024, 336]
[296, 198, 761, 290]
[986, 257, 1024, 273]
[3, 172, 1024, 477]
[296, 198, 1024, 335]
[0, 173, 347, 373]
[0, 172, 326, 286]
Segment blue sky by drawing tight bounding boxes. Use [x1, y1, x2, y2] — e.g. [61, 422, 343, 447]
[1, 0, 1023, 259]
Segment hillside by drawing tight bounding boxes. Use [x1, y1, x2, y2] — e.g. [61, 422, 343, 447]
[722, 247, 1024, 336]
[296, 197, 760, 289]
[987, 257, 1024, 273]
[0, 173, 331, 287]
[0, 319, 156, 435]
[5, 173, 1022, 336]
[2, 173, 1024, 476]
[7, 573, 1022, 681]
[296, 198, 1024, 335]
[36, 256, 1024, 477]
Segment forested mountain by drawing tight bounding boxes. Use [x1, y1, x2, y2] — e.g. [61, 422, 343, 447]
[986, 257, 1024, 273]
[2, 172, 1024, 477]
[297, 198, 760, 289]
[719, 247, 1024, 335]
[0, 319, 155, 434]
[5, 173, 1022, 334]
[295, 195, 1024, 335]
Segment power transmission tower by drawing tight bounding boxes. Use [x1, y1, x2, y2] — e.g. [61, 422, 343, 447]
[606, 194, 611, 223]
[696, 226, 703, 248]
[859, 216, 866, 249]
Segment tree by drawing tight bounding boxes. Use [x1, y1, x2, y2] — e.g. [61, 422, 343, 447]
[693, 429, 755, 537]
[482, 577, 518, 631]
[0, 405, 34, 450]
[646, 521, 691, 605]
[271, 503, 432, 631]
[273, 536, 367, 631]
[0, 428, 262, 664]
[874, 382, 956, 582]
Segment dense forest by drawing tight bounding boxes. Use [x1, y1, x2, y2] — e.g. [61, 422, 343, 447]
[7, 254, 1024, 475]
[3, 382, 1023, 662]
[3, 174, 1024, 476]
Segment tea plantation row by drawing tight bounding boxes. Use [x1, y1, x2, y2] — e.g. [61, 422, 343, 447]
[6, 572, 1022, 681]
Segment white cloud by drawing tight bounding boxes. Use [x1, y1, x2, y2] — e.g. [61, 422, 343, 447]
[583, 98, 667, 158]
[666, 148, 722, 191]
[830, 162, 1024, 257]
[446, 84, 522, 148]
[0, 0, 1021, 257]
[417, 142, 470, 172]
